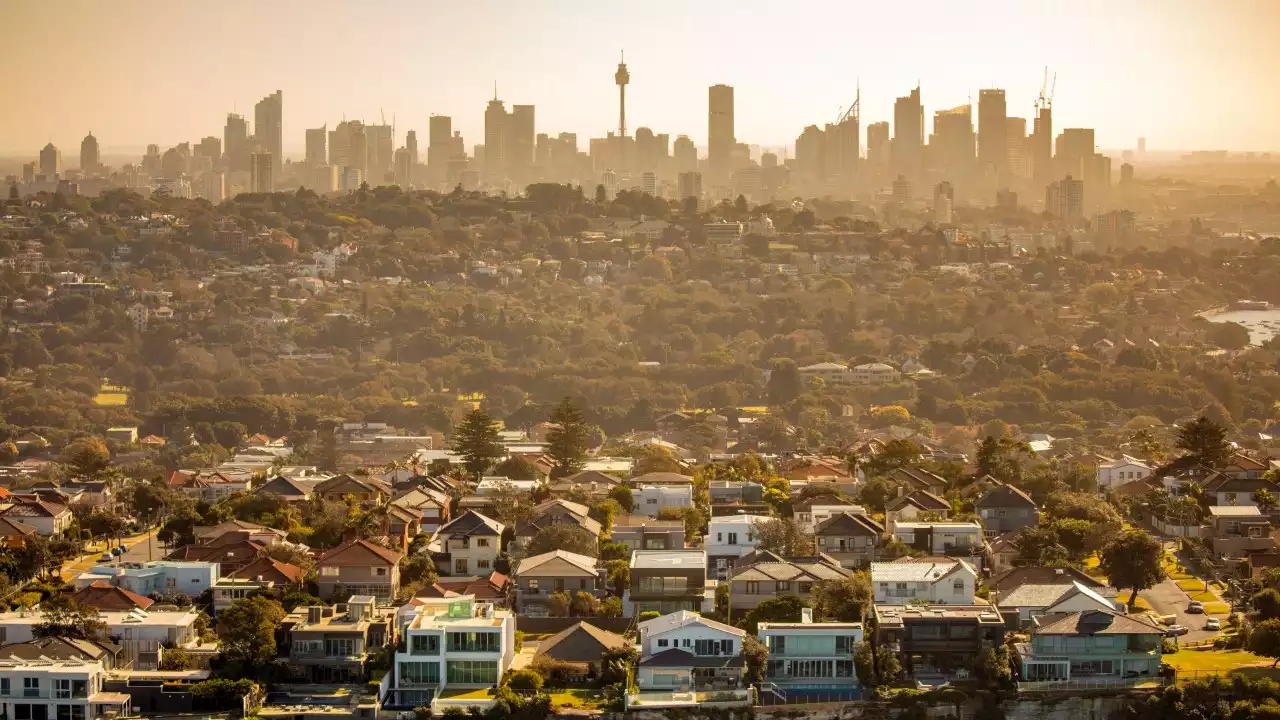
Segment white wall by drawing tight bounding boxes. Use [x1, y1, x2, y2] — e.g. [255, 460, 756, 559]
[642, 622, 740, 658]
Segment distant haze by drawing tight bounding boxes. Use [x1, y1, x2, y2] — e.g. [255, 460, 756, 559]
[4, 0, 1280, 157]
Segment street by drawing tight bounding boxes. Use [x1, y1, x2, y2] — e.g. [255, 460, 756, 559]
[1141, 575, 1222, 643]
[58, 529, 160, 579]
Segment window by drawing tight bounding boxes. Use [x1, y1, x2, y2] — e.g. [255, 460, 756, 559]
[446, 660, 499, 685]
[1227, 493, 1238, 503]
[716, 533, 723, 542]
[578, 578, 588, 590]
[1, 678, 9, 696]
[478, 559, 491, 570]
[410, 634, 440, 655]
[836, 635, 852, 653]
[745, 581, 760, 594]
[798, 582, 813, 593]
[446, 631, 500, 653]
[321, 566, 339, 576]
[953, 579, 966, 592]
[454, 559, 469, 574]
[326, 637, 357, 657]
[727, 532, 738, 545]
[777, 581, 790, 592]
[56, 706, 85, 720]
[477, 539, 489, 547]
[14, 704, 30, 720]
[23, 677, 38, 697]
[528, 579, 539, 591]
[375, 567, 388, 577]
[647, 498, 658, 505]
[658, 639, 669, 648]
[167, 577, 176, 588]
[398, 661, 440, 685]
[55, 679, 70, 699]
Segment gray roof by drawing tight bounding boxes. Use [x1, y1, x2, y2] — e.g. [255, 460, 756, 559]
[998, 583, 1074, 608]
[1034, 610, 1163, 636]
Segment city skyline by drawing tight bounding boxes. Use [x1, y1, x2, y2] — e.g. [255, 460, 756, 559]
[5, 0, 1280, 157]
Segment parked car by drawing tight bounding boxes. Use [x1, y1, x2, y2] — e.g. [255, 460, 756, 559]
[110, 546, 124, 556]
[1205, 618, 1221, 631]
[1187, 601, 1205, 614]
[99, 553, 113, 562]
[1167, 625, 1190, 636]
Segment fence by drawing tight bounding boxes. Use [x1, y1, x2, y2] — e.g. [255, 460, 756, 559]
[756, 684, 864, 706]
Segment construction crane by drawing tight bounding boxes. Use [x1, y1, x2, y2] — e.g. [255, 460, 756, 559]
[1035, 67, 1056, 111]
[835, 82, 861, 125]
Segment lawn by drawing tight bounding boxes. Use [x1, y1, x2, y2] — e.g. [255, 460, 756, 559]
[548, 689, 606, 710]
[1116, 591, 1153, 611]
[92, 392, 128, 407]
[1164, 650, 1279, 677]
[1204, 602, 1231, 615]
[438, 689, 493, 700]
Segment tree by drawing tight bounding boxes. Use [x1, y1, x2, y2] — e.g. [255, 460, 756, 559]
[1248, 618, 1280, 667]
[506, 668, 544, 691]
[810, 572, 873, 622]
[741, 595, 807, 635]
[545, 397, 590, 479]
[61, 437, 110, 478]
[766, 359, 802, 405]
[607, 485, 634, 513]
[856, 477, 897, 513]
[570, 591, 599, 616]
[588, 499, 621, 535]
[605, 558, 630, 595]
[547, 591, 571, 617]
[1253, 588, 1280, 621]
[752, 517, 814, 556]
[215, 595, 286, 670]
[451, 409, 504, 478]
[742, 635, 768, 684]
[1175, 416, 1231, 467]
[526, 525, 598, 557]
[973, 646, 1013, 687]
[493, 457, 540, 481]
[1207, 321, 1251, 351]
[1100, 529, 1165, 612]
[854, 641, 901, 687]
[158, 648, 192, 671]
[632, 446, 683, 476]
[862, 439, 922, 476]
[1253, 489, 1278, 515]
[33, 595, 107, 640]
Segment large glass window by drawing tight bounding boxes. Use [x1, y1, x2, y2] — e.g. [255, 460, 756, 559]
[399, 662, 440, 685]
[446, 660, 498, 685]
[410, 634, 440, 655]
[446, 632, 500, 653]
[55, 706, 85, 720]
[636, 576, 689, 594]
[326, 638, 357, 657]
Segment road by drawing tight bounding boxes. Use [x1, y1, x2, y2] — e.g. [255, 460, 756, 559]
[1142, 576, 1222, 643]
[58, 529, 160, 579]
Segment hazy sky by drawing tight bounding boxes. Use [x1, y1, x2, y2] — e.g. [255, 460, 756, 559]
[5, 0, 1280, 158]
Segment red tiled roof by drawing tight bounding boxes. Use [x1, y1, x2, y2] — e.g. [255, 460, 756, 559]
[69, 582, 154, 611]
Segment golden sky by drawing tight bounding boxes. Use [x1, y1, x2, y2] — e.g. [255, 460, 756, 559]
[4, 0, 1279, 157]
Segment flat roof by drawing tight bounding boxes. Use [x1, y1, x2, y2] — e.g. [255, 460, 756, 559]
[631, 549, 706, 569]
[893, 522, 984, 530]
[874, 603, 1004, 629]
[757, 622, 862, 631]
[1208, 506, 1263, 517]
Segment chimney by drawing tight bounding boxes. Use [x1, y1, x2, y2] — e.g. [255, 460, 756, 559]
[801, 607, 814, 625]
[308, 606, 322, 624]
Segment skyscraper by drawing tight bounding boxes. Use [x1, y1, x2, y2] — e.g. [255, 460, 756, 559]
[673, 135, 697, 175]
[1046, 175, 1084, 219]
[406, 130, 419, 167]
[1005, 117, 1028, 180]
[196, 136, 221, 167]
[867, 121, 891, 169]
[892, 86, 923, 182]
[251, 151, 273, 192]
[507, 105, 535, 186]
[794, 125, 826, 191]
[329, 120, 367, 175]
[977, 89, 1007, 180]
[933, 181, 955, 224]
[394, 147, 412, 187]
[79, 132, 99, 174]
[254, 90, 283, 178]
[39, 143, 61, 179]
[484, 94, 506, 183]
[615, 52, 630, 137]
[428, 115, 453, 186]
[678, 171, 702, 203]
[929, 105, 974, 185]
[1031, 103, 1053, 187]
[365, 123, 395, 183]
[1055, 128, 1096, 179]
[306, 126, 327, 166]
[708, 84, 735, 185]
[224, 113, 250, 173]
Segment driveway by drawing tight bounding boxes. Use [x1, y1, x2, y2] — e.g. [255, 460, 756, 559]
[1141, 576, 1221, 643]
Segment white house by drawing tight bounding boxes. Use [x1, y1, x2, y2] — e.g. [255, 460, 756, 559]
[0, 608, 201, 670]
[798, 362, 852, 386]
[794, 503, 868, 533]
[890, 522, 985, 554]
[758, 608, 862, 688]
[475, 477, 538, 496]
[1096, 455, 1153, 489]
[871, 560, 977, 604]
[633, 483, 694, 517]
[0, 657, 129, 720]
[631, 610, 750, 708]
[430, 511, 505, 577]
[997, 581, 1119, 626]
[390, 596, 516, 712]
[852, 363, 902, 385]
[705, 515, 767, 578]
[73, 561, 219, 596]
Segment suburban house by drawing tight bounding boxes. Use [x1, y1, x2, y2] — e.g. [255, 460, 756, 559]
[632, 610, 750, 707]
[975, 483, 1041, 535]
[758, 608, 862, 689]
[412, 572, 512, 604]
[316, 538, 404, 602]
[1018, 610, 1164, 684]
[889, 467, 947, 496]
[798, 362, 852, 386]
[1219, 452, 1269, 480]
[73, 560, 219, 596]
[511, 499, 602, 555]
[990, 566, 1112, 600]
[624, 549, 711, 616]
[813, 512, 884, 569]
[0, 656, 130, 720]
[229, 556, 307, 587]
[193, 520, 289, 546]
[783, 460, 854, 485]
[213, 577, 275, 616]
[852, 362, 902, 385]
[874, 602, 1006, 682]
[724, 551, 850, 612]
[709, 480, 764, 507]
[631, 474, 695, 517]
[280, 597, 393, 683]
[1201, 473, 1280, 510]
[551, 470, 623, 500]
[987, 534, 1019, 575]
[0, 607, 202, 670]
[68, 582, 154, 612]
[256, 475, 324, 503]
[706, 515, 768, 578]
[997, 581, 1119, 627]
[1205, 506, 1275, 558]
[391, 487, 451, 534]
[431, 511, 505, 577]
[612, 515, 686, 551]
[513, 550, 601, 616]
[388, 596, 516, 711]
[793, 494, 868, 532]
[314, 474, 392, 504]
[0, 517, 38, 547]
[1095, 456, 1154, 489]
[885, 490, 952, 530]
[891, 521, 985, 557]
[871, 559, 977, 604]
[0, 500, 73, 536]
[532, 621, 631, 681]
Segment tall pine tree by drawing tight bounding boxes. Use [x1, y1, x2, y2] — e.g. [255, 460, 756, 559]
[452, 408, 503, 479]
[1175, 416, 1230, 467]
[546, 396, 590, 479]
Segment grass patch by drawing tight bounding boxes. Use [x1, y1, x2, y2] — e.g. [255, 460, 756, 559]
[1116, 592, 1153, 611]
[92, 392, 128, 407]
[1204, 602, 1231, 615]
[548, 689, 606, 710]
[438, 688, 493, 700]
[1164, 650, 1274, 674]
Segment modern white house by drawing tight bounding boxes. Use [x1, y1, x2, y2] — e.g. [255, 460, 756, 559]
[705, 515, 768, 579]
[1095, 456, 1153, 489]
[389, 596, 516, 712]
[851, 363, 902, 385]
[72, 561, 219, 597]
[871, 560, 977, 604]
[0, 657, 130, 720]
[890, 522, 985, 555]
[475, 478, 538, 496]
[633, 483, 694, 518]
[0, 608, 202, 670]
[758, 608, 862, 688]
[630, 610, 751, 708]
[798, 362, 852, 386]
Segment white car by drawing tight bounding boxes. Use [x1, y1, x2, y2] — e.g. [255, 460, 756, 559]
[1205, 617, 1221, 631]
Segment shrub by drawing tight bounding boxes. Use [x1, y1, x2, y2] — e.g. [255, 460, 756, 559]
[441, 708, 467, 720]
[505, 669, 544, 691]
[530, 658, 581, 688]
[1161, 638, 1179, 654]
[158, 648, 192, 671]
[638, 610, 661, 622]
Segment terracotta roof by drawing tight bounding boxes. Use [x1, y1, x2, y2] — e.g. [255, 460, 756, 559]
[68, 582, 154, 611]
[229, 556, 307, 584]
[0, 516, 38, 537]
[319, 538, 404, 566]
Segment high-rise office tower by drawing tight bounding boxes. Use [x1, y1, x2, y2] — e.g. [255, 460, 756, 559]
[406, 130, 418, 167]
[795, 125, 826, 190]
[306, 126, 328, 166]
[634, 127, 655, 172]
[507, 105, 535, 186]
[251, 151, 274, 192]
[678, 171, 702, 202]
[198, 171, 225, 203]
[933, 181, 954, 224]
[1031, 103, 1053, 187]
[22, 163, 35, 185]
[615, 52, 630, 137]
[79, 132, 99, 174]
[365, 124, 395, 183]
[977, 89, 1007, 180]
[1055, 128, 1095, 179]
[329, 120, 367, 175]
[484, 95, 506, 183]
[708, 84, 735, 184]
[929, 105, 974, 185]
[394, 147, 412, 187]
[1005, 117, 1028, 180]
[224, 113, 250, 173]
[196, 136, 221, 167]
[673, 135, 697, 175]
[892, 86, 923, 182]
[761, 152, 778, 169]
[254, 90, 283, 178]
[1046, 174, 1084, 219]
[1120, 163, 1134, 183]
[428, 115, 453, 185]
[867, 121, 891, 169]
[39, 143, 61, 179]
